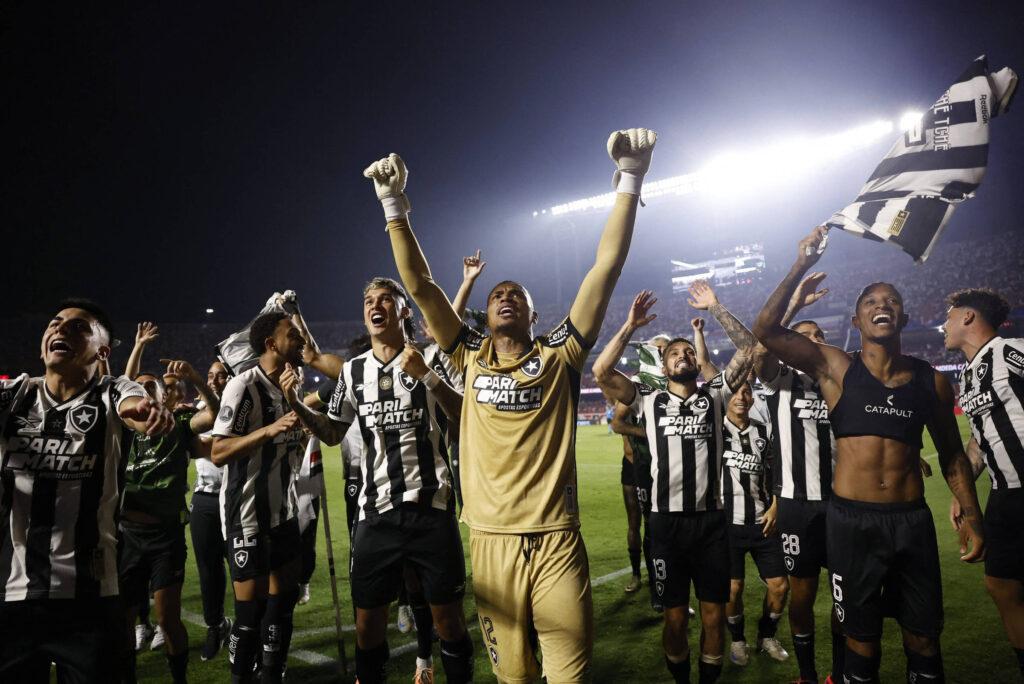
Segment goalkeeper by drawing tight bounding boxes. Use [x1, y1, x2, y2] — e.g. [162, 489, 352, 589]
[363, 129, 656, 683]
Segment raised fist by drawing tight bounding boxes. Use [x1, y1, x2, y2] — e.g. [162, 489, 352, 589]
[607, 128, 658, 194]
[363, 153, 411, 221]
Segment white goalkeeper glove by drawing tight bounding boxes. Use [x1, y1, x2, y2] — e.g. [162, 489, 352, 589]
[607, 128, 658, 196]
[363, 153, 411, 221]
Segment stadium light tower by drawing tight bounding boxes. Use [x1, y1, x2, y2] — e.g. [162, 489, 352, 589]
[534, 117, 897, 218]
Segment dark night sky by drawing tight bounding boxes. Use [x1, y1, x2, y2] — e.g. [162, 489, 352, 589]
[4, 1, 1024, 325]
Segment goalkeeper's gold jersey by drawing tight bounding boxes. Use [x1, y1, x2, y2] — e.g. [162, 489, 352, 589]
[444, 318, 591, 533]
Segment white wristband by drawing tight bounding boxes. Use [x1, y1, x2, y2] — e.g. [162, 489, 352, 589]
[381, 194, 411, 222]
[616, 170, 644, 196]
[421, 370, 441, 390]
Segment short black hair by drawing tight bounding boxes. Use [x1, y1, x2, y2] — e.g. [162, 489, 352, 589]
[57, 297, 115, 344]
[661, 336, 695, 355]
[249, 312, 290, 356]
[854, 282, 902, 310]
[945, 288, 1010, 329]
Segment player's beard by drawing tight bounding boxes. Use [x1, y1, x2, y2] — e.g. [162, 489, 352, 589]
[666, 368, 699, 384]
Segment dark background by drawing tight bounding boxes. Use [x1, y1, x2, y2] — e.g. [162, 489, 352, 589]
[3, 1, 1023, 330]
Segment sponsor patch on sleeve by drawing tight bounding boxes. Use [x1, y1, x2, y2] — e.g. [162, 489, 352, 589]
[1004, 344, 1024, 374]
[328, 378, 347, 418]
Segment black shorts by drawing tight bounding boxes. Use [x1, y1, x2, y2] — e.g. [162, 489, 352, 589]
[633, 459, 653, 516]
[0, 597, 125, 683]
[776, 497, 829, 577]
[620, 456, 636, 487]
[984, 487, 1024, 581]
[350, 506, 466, 609]
[728, 523, 787, 581]
[226, 517, 302, 583]
[648, 509, 729, 606]
[118, 519, 187, 604]
[826, 495, 943, 641]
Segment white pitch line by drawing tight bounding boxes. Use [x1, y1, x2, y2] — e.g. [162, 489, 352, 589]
[183, 565, 637, 668]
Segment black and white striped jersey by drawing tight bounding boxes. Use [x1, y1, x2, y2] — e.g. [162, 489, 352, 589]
[762, 365, 836, 501]
[0, 373, 145, 601]
[628, 372, 732, 513]
[213, 366, 306, 536]
[721, 418, 773, 525]
[958, 337, 1024, 490]
[327, 344, 460, 521]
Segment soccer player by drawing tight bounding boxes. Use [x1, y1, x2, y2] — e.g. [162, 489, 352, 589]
[0, 299, 173, 683]
[593, 285, 757, 684]
[941, 287, 1024, 676]
[211, 312, 308, 684]
[368, 128, 657, 682]
[191, 360, 235, 661]
[120, 357, 220, 684]
[282, 276, 472, 684]
[751, 273, 843, 684]
[753, 226, 986, 684]
[719, 380, 790, 667]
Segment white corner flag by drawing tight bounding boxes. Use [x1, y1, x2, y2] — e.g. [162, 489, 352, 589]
[826, 55, 1017, 263]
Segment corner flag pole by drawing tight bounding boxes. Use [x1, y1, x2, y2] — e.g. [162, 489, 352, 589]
[319, 476, 348, 676]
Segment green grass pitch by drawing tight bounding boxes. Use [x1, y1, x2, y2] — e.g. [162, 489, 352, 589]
[127, 416, 1015, 682]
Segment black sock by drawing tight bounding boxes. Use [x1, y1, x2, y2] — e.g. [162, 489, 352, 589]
[831, 628, 846, 680]
[844, 645, 880, 683]
[260, 591, 297, 684]
[664, 654, 690, 684]
[410, 596, 434, 660]
[905, 646, 944, 683]
[697, 657, 723, 684]
[726, 615, 745, 642]
[229, 599, 265, 682]
[167, 649, 189, 684]
[792, 632, 817, 682]
[355, 641, 390, 684]
[756, 608, 780, 640]
[628, 546, 641, 576]
[439, 631, 474, 684]
[1015, 647, 1024, 676]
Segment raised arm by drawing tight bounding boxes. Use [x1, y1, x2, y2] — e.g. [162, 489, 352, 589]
[125, 322, 158, 379]
[753, 272, 831, 383]
[569, 129, 657, 342]
[364, 154, 463, 350]
[289, 304, 346, 381]
[592, 290, 658, 406]
[279, 363, 349, 446]
[690, 317, 718, 379]
[753, 228, 848, 392]
[451, 250, 486, 320]
[161, 359, 220, 433]
[687, 280, 756, 391]
[929, 371, 985, 562]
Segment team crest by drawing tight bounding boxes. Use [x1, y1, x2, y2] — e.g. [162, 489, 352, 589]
[690, 396, 711, 412]
[976, 362, 989, 381]
[347, 483, 359, 498]
[399, 372, 418, 391]
[520, 356, 543, 378]
[378, 376, 394, 391]
[784, 556, 795, 572]
[69, 405, 98, 433]
[656, 581, 665, 596]
[754, 438, 767, 452]
[489, 646, 499, 666]
[218, 405, 233, 422]
[835, 604, 845, 622]
[234, 550, 248, 568]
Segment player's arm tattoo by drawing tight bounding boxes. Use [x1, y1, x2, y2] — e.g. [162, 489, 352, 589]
[965, 437, 986, 479]
[708, 303, 756, 391]
[941, 452, 984, 538]
[592, 320, 641, 406]
[288, 398, 347, 446]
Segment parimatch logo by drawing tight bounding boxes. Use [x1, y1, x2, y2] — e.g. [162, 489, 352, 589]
[472, 374, 542, 412]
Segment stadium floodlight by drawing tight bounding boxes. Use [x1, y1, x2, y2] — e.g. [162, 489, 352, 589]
[205, 308, 215, 314]
[900, 111, 923, 131]
[537, 118, 897, 217]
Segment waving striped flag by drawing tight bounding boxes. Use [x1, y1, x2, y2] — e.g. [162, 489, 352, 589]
[826, 55, 1017, 263]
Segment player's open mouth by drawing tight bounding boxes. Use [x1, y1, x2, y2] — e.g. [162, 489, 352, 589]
[49, 339, 72, 353]
[370, 312, 386, 325]
[498, 305, 515, 317]
[871, 313, 893, 325]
